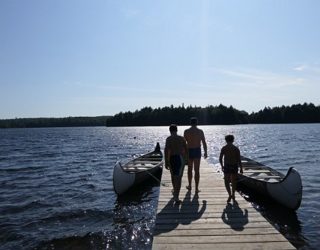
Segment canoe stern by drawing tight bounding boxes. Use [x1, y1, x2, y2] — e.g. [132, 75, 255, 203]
[113, 161, 136, 195]
[267, 167, 302, 210]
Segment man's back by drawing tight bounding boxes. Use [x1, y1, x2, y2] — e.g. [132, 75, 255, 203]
[166, 134, 186, 155]
[184, 126, 204, 148]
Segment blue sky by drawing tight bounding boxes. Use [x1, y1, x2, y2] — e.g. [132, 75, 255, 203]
[1, 0, 320, 118]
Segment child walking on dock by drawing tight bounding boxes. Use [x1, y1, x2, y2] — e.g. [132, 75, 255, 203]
[219, 135, 243, 202]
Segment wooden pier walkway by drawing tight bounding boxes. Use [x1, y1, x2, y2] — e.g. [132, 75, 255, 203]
[152, 159, 295, 250]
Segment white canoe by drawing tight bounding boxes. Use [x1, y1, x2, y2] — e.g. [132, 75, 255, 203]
[113, 143, 163, 195]
[238, 156, 302, 210]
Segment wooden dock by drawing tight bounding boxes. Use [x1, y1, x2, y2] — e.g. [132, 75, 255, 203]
[152, 159, 295, 250]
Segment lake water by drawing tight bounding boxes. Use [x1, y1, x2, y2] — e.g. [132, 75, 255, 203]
[0, 124, 319, 249]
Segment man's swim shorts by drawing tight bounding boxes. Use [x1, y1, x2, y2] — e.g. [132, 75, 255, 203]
[170, 155, 185, 176]
[188, 147, 201, 159]
[223, 164, 239, 174]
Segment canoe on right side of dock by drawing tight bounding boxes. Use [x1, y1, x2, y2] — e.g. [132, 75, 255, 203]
[238, 156, 302, 210]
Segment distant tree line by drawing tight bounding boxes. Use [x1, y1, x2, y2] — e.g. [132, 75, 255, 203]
[250, 103, 320, 123]
[0, 116, 110, 128]
[106, 103, 320, 126]
[1, 103, 319, 128]
[106, 104, 249, 126]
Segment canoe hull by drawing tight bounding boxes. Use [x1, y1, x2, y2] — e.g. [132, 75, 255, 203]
[238, 157, 302, 210]
[267, 167, 302, 210]
[113, 147, 163, 195]
[113, 161, 136, 195]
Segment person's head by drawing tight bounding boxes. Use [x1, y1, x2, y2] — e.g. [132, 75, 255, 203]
[169, 124, 178, 134]
[190, 117, 198, 126]
[225, 134, 234, 143]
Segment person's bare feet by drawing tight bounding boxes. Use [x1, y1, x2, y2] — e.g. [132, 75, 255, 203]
[174, 198, 181, 204]
[195, 189, 201, 193]
[186, 185, 191, 190]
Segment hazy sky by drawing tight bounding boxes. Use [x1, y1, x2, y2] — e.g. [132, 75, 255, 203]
[1, 0, 320, 118]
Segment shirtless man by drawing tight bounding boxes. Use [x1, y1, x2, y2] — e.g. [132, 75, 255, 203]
[219, 135, 243, 202]
[184, 117, 207, 193]
[165, 124, 188, 203]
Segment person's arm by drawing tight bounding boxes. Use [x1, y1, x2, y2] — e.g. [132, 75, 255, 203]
[183, 137, 188, 163]
[237, 148, 243, 174]
[164, 139, 170, 170]
[201, 130, 208, 159]
[219, 148, 224, 172]
[183, 130, 188, 143]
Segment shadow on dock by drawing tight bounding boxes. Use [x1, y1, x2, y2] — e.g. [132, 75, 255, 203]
[180, 191, 207, 224]
[153, 191, 206, 235]
[221, 200, 248, 231]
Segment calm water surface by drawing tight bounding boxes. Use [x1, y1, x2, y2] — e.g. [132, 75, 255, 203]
[0, 124, 319, 249]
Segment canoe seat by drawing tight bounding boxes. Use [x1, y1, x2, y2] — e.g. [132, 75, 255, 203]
[132, 160, 160, 164]
[125, 167, 150, 171]
[243, 170, 270, 173]
[123, 165, 155, 169]
[247, 175, 282, 180]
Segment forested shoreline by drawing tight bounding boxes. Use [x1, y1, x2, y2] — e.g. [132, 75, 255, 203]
[1, 103, 320, 128]
[107, 103, 320, 126]
[0, 116, 110, 128]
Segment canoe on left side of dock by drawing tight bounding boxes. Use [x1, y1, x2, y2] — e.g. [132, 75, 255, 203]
[113, 143, 163, 195]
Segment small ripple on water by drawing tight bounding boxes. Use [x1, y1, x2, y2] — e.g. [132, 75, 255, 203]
[0, 200, 51, 215]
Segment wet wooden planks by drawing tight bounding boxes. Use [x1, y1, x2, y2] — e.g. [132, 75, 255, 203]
[152, 160, 295, 250]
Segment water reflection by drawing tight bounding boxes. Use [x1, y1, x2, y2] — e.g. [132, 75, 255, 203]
[110, 176, 161, 249]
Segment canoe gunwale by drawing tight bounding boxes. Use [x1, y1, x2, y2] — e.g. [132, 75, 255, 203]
[120, 152, 163, 174]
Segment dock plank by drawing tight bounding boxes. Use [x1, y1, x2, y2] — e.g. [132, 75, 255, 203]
[152, 159, 295, 249]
